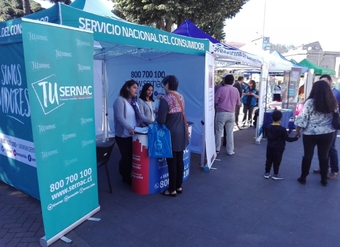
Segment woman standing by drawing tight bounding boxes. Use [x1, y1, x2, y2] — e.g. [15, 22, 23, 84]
[241, 80, 259, 127]
[295, 80, 338, 186]
[113, 80, 152, 184]
[157, 75, 189, 197]
[138, 83, 155, 121]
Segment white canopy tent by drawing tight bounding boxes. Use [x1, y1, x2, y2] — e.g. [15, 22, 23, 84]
[232, 43, 293, 143]
[240, 43, 293, 71]
[173, 20, 263, 68]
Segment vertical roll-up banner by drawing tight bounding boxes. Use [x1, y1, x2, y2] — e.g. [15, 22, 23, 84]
[255, 62, 269, 144]
[21, 19, 99, 246]
[204, 52, 216, 171]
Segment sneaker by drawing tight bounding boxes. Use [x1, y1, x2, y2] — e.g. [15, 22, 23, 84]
[216, 151, 220, 155]
[328, 172, 339, 179]
[264, 173, 271, 179]
[227, 151, 235, 156]
[272, 174, 284, 180]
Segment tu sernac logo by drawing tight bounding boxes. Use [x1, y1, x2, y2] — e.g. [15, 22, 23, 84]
[55, 50, 72, 59]
[76, 39, 91, 47]
[31, 61, 51, 72]
[77, 64, 91, 72]
[28, 32, 48, 42]
[31, 74, 93, 115]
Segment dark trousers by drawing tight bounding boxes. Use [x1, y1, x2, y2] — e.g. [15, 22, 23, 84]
[166, 151, 184, 192]
[235, 104, 241, 124]
[303, 133, 334, 160]
[115, 136, 133, 183]
[265, 147, 284, 175]
[329, 130, 339, 173]
[242, 104, 254, 123]
[301, 133, 334, 180]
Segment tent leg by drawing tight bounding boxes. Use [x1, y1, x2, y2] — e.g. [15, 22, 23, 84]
[102, 59, 109, 142]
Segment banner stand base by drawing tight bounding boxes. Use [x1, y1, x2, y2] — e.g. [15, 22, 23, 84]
[40, 206, 100, 247]
[203, 164, 217, 172]
[202, 157, 220, 172]
[88, 217, 101, 222]
[60, 236, 72, 243]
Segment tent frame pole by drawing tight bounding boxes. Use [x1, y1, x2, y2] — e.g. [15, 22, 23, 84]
[102, 58, 109, 142]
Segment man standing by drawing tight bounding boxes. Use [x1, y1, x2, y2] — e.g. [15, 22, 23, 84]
[215, 74, 241, 155]
[314, 74, 340, 178]
[233, 76, 244, 129]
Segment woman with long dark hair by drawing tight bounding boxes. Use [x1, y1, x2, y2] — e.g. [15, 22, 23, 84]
[113, 80, 152, 184]
[138, 83, 155, 121]
[295, 80, 338, 186]
[241, 80, 259, 127]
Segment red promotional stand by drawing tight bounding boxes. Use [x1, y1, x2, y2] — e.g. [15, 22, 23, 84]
[131, 123, 193, 195]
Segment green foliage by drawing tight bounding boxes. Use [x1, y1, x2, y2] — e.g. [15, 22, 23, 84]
[0, 0, 43, 21]
[114, 0, 249, 39]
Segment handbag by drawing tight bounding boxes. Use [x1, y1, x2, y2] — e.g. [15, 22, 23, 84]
[148, 122, 173, 158]
[332, 112, 340, 130]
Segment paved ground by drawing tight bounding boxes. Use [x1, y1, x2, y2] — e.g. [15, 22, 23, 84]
[1, 125, 340, 247]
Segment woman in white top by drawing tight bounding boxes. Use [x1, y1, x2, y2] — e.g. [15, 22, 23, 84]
[113, 80, 152, 184]
[295, 80, 338, 186]
[138, 83, 156, 121]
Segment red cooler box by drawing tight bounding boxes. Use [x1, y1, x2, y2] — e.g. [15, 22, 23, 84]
[132, 123, 193, 194]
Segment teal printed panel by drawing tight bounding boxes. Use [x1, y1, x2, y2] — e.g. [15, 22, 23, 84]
[60, 4, 209, 56]
[21, 20, 98, 241]
[0, 42, 39, 198]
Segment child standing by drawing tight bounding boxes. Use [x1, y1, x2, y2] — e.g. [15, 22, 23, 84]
[264, 110, 299, 180]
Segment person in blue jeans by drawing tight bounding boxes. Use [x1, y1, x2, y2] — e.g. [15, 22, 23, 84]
[241, 80, 259, 127]
[215, 74, 241, 155]
[313, 74, 340, 179]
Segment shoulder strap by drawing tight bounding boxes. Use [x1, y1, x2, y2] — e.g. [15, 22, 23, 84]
[170, 92, 189, 136]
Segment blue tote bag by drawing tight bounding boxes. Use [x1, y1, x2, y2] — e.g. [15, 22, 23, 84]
[148, 123, 173, 158]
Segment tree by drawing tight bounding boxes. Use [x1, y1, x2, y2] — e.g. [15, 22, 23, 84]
[0, 0, 43, 21]
[113, 0, 249, 40]
[23, 0, 30, 15]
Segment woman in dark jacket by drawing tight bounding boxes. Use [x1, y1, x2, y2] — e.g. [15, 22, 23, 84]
[157, 75, 189, 197]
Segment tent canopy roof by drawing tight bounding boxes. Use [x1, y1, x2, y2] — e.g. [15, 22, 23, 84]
[172, 19, 221, 44]
[271, 50, 309, 73]
[241, 43, 292, 71]
[298, 59, 335, 75]
[173, 20, 262, 68]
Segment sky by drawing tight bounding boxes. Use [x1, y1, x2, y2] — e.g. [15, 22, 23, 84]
[224, 0, 340, 51]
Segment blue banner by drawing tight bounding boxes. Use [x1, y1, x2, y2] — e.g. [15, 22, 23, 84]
[0, 41, 38, 198]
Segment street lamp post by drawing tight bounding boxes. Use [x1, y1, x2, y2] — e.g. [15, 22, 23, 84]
[261, 0, 267, 51]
